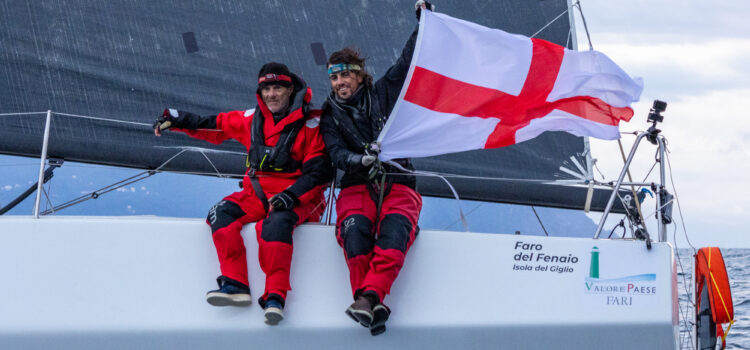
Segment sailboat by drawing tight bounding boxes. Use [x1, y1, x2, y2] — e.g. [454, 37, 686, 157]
[0, 1, 734, 349]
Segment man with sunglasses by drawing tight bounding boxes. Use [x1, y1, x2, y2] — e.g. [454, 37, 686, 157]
[319, 1, 434, 336]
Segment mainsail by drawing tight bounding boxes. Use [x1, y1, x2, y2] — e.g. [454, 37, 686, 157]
[0, 0, 636, 212]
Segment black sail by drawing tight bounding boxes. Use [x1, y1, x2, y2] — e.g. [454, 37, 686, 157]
[0, 0, 636, 212]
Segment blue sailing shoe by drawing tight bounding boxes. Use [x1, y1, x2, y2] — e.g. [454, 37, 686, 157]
[264, 298, 284, 325]
[206, 276, 252, 307]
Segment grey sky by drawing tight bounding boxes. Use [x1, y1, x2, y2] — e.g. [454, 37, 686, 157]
[574, 0, 750, 247]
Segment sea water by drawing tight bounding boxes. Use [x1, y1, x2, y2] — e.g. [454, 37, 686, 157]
[677, 248, 749, 349]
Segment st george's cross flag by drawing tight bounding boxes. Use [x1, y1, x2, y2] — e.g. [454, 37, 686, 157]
[377, 10, 644, 162]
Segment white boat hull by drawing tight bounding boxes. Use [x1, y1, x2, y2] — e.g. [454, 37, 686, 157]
[0, 216, 679, 349]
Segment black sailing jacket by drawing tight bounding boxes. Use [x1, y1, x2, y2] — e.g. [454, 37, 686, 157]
[320, 26, 419, 190]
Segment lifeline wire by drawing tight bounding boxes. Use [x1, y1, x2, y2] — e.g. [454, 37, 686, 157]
[3, 110, 226, 131]
[24, 110, 607, 225]
[385, 161, 469, 232]
[40, 148, 207, 215]
[0, 111, 48, 117]
[40, 171, 154, 216]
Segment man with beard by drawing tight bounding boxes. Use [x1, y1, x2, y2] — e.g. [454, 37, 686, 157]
[153, 62, 331, 325]
[319, 1, 434, 336]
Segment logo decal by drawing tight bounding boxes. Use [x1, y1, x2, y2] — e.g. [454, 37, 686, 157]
[343, 217, 355, 232]
[584, 246, 657, 306]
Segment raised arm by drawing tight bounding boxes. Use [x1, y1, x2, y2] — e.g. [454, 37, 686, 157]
[153, 109, 252, 147]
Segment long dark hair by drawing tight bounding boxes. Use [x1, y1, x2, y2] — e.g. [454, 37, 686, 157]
[327, 47, 373, 86]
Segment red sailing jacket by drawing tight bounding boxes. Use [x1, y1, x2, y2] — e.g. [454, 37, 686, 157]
[169, 82, 331, 204]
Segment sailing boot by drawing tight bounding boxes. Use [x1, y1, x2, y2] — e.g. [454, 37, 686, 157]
[263, 297, 284, 325]
[345, 293, 377, 328]
[370, 303, 391, 336]
[206, 276, 252, 307]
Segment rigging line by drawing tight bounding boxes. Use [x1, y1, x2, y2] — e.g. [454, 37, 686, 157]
[530, 2, 576, 39]
[674, 225, 697, 333]
[197, 149, 227, 178]
[574, 0, 594, 51]
[154, 169, 246, 178]
[0, 111, 48, 117]
[39, 145, 226, 215]
[592, 160, 607, 181]
[154, 149, 190, 171]
[53, 111, 223, 132]
[641, 161, 658, 184]
[307, 196, 328, 220]
[57, 163, 247, 178]
[40, 197, 89, 216]
[386, 161, 469, 232]
[617, 138, 647, 230]
[50, 149, 191, 209]
[53, 111, 151, 127]
[381, 170, 584, 185]
[42, 180, 55, 215]
[672, 224, 693, 303]
[441, 202, 484, 231]
[40, 172, 154, 216]
[640, 197, 675, 222]
[154, 146, 246, 156]
[40, 171, 153, 215]
[0, 163, 41, 167]
[664, 145, 696, 252]
[531, 206, 550, 236]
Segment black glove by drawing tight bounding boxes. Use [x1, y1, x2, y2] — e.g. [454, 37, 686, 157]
[346, 153, 377, 168]
[269, 190, 299, 210]
[153, 109, 176, 135]
[415, 0, 435, 21]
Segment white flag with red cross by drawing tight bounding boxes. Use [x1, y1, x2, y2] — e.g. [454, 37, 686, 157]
[377, 11, 643, 162]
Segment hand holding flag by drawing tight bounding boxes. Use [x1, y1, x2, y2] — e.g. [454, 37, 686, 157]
[378, 10, 643, 162]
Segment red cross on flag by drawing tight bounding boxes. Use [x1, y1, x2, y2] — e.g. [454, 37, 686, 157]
[378, 11, 644, 162]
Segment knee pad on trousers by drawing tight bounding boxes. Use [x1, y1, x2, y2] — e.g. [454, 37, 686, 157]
[260, 210, 298, 244]
[207, 200, 246, 233]
[377, 213, 412, 253]
[340, 214, 375, 258]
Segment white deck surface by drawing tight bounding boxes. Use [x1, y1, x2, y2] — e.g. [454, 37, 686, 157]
[0, 216, 678, 349]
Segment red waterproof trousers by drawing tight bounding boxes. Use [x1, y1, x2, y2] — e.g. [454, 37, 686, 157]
[207, 186, 325, 303]
[335, 183, 422, 302]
